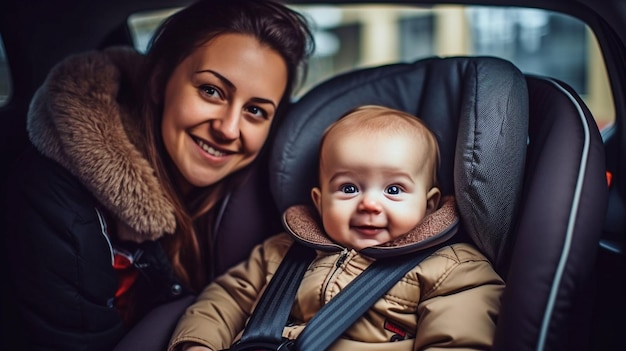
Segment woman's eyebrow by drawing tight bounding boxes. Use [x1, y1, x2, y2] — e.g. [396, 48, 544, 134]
[196, 69, 277, 108]
[250, 97, 277, 108]
[197, 69, 235, 90]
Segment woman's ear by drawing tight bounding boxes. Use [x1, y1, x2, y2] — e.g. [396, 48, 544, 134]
[426, 187, 441, 214]
[311, 187, 323, 215]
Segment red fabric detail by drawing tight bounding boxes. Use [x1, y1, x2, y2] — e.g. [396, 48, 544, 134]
[113, 252, 139, 325]
[383, 320, 407, 337]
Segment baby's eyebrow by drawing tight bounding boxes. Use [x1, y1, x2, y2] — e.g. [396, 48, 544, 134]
[327, 171, 354, 183]
[381, 170, 415, 181]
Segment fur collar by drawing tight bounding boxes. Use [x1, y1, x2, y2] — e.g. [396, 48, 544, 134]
[27, 47, 176, 242]
[282, 196, 459, 258]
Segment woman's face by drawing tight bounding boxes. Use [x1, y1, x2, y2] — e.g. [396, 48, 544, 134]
[162, 33, 288, 192]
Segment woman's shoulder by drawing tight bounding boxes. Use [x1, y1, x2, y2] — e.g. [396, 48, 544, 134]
[3, 144, 100, 223]
[2, 144, 114, 277]
[6, 145, 93, 202]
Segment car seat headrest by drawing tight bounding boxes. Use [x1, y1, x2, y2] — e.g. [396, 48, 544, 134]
[270, 56, 529, 266]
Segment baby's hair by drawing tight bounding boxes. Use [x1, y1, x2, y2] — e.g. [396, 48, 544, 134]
[319, 105, 440, 185]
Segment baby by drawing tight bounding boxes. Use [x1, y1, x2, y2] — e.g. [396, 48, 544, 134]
[169, 105, 504, 351]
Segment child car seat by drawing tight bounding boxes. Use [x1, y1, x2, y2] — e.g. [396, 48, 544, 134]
[266, 56, 607, 351]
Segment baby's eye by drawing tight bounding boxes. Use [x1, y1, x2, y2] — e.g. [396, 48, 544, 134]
[386, 185, 401, 195]
[340, 184, 358, 194]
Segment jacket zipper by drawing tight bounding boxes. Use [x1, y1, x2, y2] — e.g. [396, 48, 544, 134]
[321, 248, 350, 302]
[95, 207, 115, 266]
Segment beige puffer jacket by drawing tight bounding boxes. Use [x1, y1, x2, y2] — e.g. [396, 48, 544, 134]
[169, 199, 504, 351]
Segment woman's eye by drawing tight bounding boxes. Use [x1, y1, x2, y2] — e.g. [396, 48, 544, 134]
[340, 184, 358, 194]
[246, 105, 269, 120]
[200, 85, 221, 99]
[386, 185, 401, 195]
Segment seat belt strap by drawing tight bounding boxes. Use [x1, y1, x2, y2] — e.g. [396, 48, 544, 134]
[234, 242, 443, 351]
[236, 243, 316, 346]
[295, 244, 442, 351]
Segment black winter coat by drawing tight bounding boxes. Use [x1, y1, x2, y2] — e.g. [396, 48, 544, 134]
[4, 147, 186, 351]
[1, 47, 187, 351]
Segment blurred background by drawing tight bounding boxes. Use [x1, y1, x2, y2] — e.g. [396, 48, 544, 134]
[0, 4, 613, 129]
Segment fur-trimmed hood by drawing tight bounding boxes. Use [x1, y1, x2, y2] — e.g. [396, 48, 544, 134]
[27, 47, 176, 242]
[283, 196, 459, 258]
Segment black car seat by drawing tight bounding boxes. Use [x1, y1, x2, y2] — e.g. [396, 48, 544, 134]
[265, 56, 607, 351]
[495, 74, 608, 351]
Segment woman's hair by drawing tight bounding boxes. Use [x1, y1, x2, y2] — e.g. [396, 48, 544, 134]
[137, 0, 314, 293]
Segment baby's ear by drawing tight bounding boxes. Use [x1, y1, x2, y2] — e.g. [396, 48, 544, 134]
[311, 187, 323, 214]
[426, 187, 441, 214]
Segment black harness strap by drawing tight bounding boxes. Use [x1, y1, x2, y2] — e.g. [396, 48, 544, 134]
[295, 244, 442, 351]
[235, 243, 315, 348]
[230, 243, 443, 351]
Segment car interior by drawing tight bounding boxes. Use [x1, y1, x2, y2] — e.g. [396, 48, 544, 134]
[1, 0, 624, 350]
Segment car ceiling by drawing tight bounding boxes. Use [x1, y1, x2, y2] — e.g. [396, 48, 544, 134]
[0, 0, 623, 93]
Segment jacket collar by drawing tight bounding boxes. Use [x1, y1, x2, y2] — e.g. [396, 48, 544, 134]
[27, 47, 176, 242]
[282, 196, 459, 259]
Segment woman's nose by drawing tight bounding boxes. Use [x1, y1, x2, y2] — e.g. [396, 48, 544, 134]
[211, 108, 241, 141]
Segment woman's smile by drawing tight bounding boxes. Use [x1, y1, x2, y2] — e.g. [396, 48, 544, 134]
[192, 135, 232, 158]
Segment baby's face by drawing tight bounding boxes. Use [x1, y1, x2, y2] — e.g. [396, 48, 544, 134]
[311, 130, 439, 250]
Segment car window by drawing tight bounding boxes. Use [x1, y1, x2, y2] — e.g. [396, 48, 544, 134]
[0, 34, 11, 107]
[127, 4, 614, 130]
[128, 9, 178, 54]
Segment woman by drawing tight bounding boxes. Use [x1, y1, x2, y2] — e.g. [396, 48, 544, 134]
[1, 1, 314, 350]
